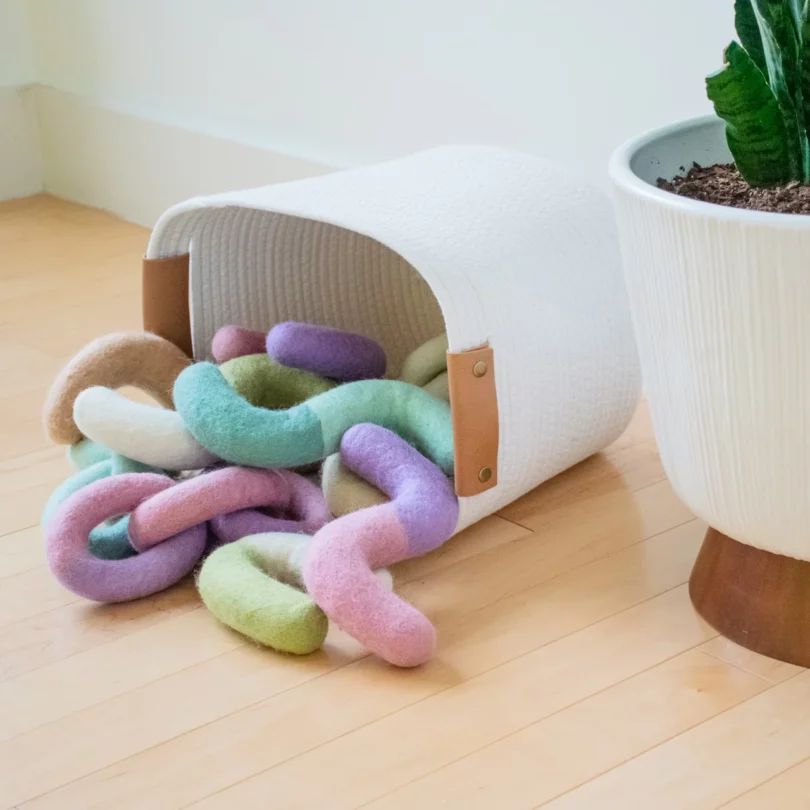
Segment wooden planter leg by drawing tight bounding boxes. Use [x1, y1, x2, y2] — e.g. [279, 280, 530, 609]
[690, 528, 810, 667]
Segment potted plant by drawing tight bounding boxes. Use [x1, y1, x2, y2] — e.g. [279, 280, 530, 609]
[610, 0, 810, 665]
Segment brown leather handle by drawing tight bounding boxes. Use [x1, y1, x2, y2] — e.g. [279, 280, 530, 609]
[142, 253, 193, 358]
[447, 345, 499, 496]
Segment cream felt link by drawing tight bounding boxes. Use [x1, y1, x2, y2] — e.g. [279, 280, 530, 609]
[73, 387, 217, 471]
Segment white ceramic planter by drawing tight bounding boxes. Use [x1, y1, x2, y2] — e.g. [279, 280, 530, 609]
[611, 116, 810, 562]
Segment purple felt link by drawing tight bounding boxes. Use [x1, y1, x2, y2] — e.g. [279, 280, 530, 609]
[340, 423, 459, 556]
[211, 326, 267, 363]
[209, 469, 332, 547]
[127, 467, 291, 551]
[302, 424, 458, 667]
[45, 473, 206, 603]
[266, 322, 387, 382]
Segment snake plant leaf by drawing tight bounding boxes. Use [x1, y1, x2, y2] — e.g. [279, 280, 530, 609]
[707, 41, 793, 186]
[736, 0, 767, 71]
[748, 0, 806, 178]
[801, 4, 810, 144]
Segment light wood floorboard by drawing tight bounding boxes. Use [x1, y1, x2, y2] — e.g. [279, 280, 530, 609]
[0, 195, 802, 810]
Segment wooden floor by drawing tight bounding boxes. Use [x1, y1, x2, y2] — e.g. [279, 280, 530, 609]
[1, 194, 808, 809]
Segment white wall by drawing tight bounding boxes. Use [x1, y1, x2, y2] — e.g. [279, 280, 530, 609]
[0, 0, 43, 199]
[0, 0, 34, 86]
[28, 0, 734, 186]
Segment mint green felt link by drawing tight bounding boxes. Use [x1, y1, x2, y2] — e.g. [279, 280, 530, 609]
[219, 354, 335, 409]
[307, 379, 454, 474]
[175, 363, 454, 473]
[174, 362, 324, 467]
[42, 460, 136, 560]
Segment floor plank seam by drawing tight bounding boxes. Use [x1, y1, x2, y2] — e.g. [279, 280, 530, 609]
[497, 472, 675, 532]
[169, 581, 696, 810]
[712, 752, 810, 809]
[348, 636, 725, 810]
[529, 669, 807, 810]
[697, 646, 797, 685]
[18, 649, 374, 809]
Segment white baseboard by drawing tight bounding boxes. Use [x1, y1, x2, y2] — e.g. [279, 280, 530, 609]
[0, 85, 44, 201]
[34, 86, 333, 227]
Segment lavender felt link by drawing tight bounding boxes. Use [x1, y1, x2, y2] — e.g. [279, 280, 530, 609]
[267, 322, 387, 382]
[127, 467, 291, 552]
[340, 423, 459, 555]
[303, 424, 459, 666]
[209, 469, 331, 547]
[45, 473, 206, 603]
[174, 363, 454, 472]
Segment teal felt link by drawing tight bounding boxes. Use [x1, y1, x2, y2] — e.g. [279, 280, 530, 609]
[174, 363, 454, 474]
[67, 438, 110, 470]
[68, 439, 154, 475]
[43, 458, 153, 560]
[174, 363, 323, 468]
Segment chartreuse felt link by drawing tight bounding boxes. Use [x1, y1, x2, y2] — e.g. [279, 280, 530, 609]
[173, 363, 454, 473]
[219, 354, 335, 409]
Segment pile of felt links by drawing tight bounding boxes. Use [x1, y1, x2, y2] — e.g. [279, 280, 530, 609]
[41, 322, 456, 667]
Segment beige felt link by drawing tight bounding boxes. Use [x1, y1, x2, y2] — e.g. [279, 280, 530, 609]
[43, 332, 191, 445]
[398, 333, 448, 387]
[423, 371, 450, 403]
[321, 453, 388, 518]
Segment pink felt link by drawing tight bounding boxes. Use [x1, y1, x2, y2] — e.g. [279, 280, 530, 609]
[211, 326, 266, 363]
[209, 469, 332, 547]
[127, 467, 291, 552]
[304, 504, 434, 666]
[45, 473, 207, 603]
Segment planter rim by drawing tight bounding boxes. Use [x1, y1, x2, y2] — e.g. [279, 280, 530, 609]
[610, 114, 810, 229]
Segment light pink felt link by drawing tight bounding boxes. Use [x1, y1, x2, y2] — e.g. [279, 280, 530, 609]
[127, 467, 291, 551]
[304, 504, 434, 666]
[303, 424, 458, 667]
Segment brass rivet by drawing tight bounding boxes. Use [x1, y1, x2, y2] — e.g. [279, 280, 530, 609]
[473, 360, 488, 378]
[478, 466, 493, 483]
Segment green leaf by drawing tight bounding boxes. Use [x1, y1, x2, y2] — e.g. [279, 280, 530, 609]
[748, 0, 805, 177]
[706, 41, 793, 186]
[801, 3, 810, 159]
[736, 0, 767, 71]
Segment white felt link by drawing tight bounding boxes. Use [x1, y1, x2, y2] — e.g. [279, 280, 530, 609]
[73, 386, 218, 472]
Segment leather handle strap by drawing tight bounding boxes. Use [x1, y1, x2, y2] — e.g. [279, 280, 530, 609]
[447, 345, 499, 496]
[142, 253, 193, 358]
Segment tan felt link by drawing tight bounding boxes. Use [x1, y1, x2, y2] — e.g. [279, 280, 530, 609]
[43, 332, 192, 445]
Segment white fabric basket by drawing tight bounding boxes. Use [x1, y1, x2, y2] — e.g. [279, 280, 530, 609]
[146, 146, 641, 532]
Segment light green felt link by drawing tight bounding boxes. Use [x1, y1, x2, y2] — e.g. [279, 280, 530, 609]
[197, 533, 328, 655]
